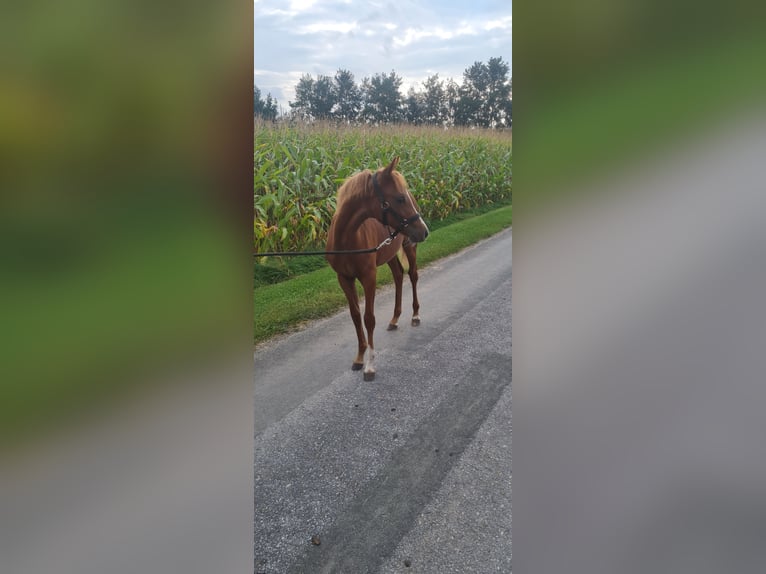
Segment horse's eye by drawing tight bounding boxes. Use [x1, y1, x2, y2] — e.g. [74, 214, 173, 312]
[396, 195, 406, 204]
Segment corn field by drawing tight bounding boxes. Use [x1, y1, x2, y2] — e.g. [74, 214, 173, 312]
[254, 120, 512, 253]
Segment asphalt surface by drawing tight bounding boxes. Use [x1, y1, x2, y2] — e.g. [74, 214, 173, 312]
[254, 227, 512, 573]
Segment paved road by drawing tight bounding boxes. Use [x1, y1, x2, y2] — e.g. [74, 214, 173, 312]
[254, 227, 512, 573]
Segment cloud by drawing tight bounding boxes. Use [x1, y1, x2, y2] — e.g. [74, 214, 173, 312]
[392, 15, 512, 48]
[297, 20, 358, 34]
[485, 15, 512, 30]
[254, 0, 512, 105]
[392, 24, 476, 48]
[289, 0, 318, 11]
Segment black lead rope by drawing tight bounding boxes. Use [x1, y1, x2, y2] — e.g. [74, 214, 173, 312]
[254, 236, 395, 257]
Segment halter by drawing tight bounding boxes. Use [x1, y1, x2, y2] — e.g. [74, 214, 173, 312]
[372, 172, 422, 239]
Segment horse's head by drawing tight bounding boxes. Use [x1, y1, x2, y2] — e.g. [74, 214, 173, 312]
[372, 157, 429, 243]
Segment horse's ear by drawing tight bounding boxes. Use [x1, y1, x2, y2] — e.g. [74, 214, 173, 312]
[385, 156, 400, 174]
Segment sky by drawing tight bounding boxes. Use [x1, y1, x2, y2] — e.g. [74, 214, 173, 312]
[254, 0, 512, 111]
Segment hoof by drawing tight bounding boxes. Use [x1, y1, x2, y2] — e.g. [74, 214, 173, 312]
[363, 371, 376, 381]
[411, 317, 421, 326]
[352, 363, 363, 371]
[387, 323, 398, 331]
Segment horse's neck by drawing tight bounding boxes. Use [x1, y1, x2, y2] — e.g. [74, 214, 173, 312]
[331, 201, 372, 247]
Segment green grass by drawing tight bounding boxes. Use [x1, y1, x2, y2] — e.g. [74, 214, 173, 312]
[426, 198, 512, 232]
[254, 204, 511, 344]
[254, 255, 329, 289]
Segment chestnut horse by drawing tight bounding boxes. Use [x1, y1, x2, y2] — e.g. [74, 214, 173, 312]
[326, 157, 430, 381]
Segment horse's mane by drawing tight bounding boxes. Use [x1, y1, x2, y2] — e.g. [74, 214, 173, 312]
[336, 170, 371, 207]
[336, 168, 408, 208]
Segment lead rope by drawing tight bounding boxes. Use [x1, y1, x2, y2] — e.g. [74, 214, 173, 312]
[253, 234, 394, 257]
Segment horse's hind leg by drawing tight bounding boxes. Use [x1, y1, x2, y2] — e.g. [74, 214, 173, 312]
[404, 242, 421, 325]
[337, 274, 366, 370]
[386, 254, 404, 330]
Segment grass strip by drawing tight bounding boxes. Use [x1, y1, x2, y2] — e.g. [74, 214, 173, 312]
[254, 204, 511, 344]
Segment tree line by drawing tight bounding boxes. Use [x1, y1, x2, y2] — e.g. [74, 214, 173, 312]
[253, 84, 279, 121]
[254, 56, 511, 128]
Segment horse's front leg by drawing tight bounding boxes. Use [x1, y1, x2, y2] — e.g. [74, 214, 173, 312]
[360, 272, 378, 381]
[337, 274, 366, 370]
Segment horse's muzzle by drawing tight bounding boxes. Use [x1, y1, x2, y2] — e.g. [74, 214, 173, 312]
[408, 224, 429, 243]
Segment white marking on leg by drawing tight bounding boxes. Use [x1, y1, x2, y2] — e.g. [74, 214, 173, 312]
[364, 348, 376, 376]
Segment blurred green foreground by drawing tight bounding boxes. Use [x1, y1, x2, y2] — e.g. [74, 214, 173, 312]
[0, 1, 251, 447]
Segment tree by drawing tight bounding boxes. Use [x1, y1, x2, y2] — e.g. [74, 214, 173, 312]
[453, 85, 481, 127]
[403, 87, 424, 125]
[333, 68, 362, 122]
[288, 73, 337, 121]
[445, 78, 460, 127]
[254, 85, 263, 116]
[254, 84, 278, 121]
[422, 74, 448, 126]
[359, 76, 373, 123]
[262, 93, 278, 121]
[362, 71, 403, 124]
[310, 75, 336, 120]
[458, 57, 512, 127]
[459, 61, 490, 126]
[289, 74, 314, 121]
[485, 57, 512, 127]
